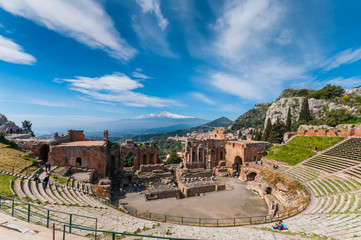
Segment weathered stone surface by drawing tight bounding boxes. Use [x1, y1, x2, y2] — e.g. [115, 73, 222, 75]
[0, 114, 19, 131]
[265, 97, 360, 127]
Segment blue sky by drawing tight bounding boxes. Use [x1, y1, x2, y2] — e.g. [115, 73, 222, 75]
[0, 0, 361, 133]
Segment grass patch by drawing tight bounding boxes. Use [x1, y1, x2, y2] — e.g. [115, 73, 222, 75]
[51, 175, 68, 185]
[0, 174, 17, 197]
[0, 142, 38, 175]
[265, 136, 344, 165]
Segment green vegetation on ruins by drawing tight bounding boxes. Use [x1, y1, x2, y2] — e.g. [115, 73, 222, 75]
[0, 141, 37, 175]
[0, 174, 16, 197]
[265, 136, 344, 165]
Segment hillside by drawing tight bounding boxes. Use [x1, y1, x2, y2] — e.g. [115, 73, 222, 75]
[231, 103, 271, 130]
[0, 137, 37, 175]
[231, 84, 361, 132]
[265, 136, 344, 165]
[117, 117, 233, 142]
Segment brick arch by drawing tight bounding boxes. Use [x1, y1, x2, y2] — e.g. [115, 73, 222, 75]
[246, 172, 257, 181]
[303, 130, 309, 136]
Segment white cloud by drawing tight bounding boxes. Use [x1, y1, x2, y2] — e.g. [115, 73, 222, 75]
[274, 29, 292, 45]
[214, 0, 284, 61]
[132, 72, 152, 79]
[191, 92, 215, 105]
[57, 73, 143, 92]
[326, 76, 361, 89]
[0, 35, 36, 64]
[136, 0, 168, 30]
[210, 59, 306, 100]
[57, 73, 177, 107]
[132, 15, 177, 58]
[0, 0, 136, 61]
[324, 47, 361, 71]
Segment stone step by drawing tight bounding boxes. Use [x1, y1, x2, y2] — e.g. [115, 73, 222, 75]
[69, 185, 96, 207]
[51, 184, 70, 205]
[37, 181, 57, 204]
[324, 195, 338, 213]
[333, 194, 345, 213]
[44, 183, 63, 205]
[318, 195, 332, 213]
[23, 178, 37, 201]
[14, 178, 26, 200]
[58, 185, 76, 203]
[30, 180, 48, 203]
[340, 194, 352, 213]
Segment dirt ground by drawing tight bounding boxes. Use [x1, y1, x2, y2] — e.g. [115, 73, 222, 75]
[120, 178, 268, 219]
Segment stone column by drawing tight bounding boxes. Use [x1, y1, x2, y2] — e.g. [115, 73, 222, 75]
[206, 147, 209, 169]
[197, 147, 200, 163]
[190, 149, 193, 163]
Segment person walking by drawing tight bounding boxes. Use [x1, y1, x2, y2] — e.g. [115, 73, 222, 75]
[43, 175, 49, 189]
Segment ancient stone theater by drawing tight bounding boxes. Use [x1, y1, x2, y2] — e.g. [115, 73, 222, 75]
[23, 129, 159, 177]
[183, 138, 271, 174]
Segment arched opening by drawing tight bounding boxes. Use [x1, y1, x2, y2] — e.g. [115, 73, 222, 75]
[234, 156, 242, 172]
[192, 151, 196, 162]
[247, 172, 257, 181]
[149, 153, 155, 164]
[220, 151, 223, 160]
[314, 130, 319, 136]
[76, 157, 82, 167]
[304, 130, 308, 136]
[210, 149, 216, 167]
[109, 155, 116, 176]
[123, 152, 134, 167]
[39, 144, 49, 163]
[142, 154, 147, 165]
[265, 187, 272, 194]
[111, 156, 115, 167]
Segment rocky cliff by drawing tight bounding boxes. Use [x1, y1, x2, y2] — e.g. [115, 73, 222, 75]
[265, 97, 360, 127]
[0, 114, 19, 131]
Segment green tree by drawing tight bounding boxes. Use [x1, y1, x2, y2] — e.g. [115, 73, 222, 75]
[309, 84, 345, 99]
[268, 118, 288, 143]
[325, 109, 353, 127]
[166, 148, 181, 164]
[123, 152, 134, 167]
[263, 118, 272, 141]
[286, 107, 292, 131]
[299, 98, 312, 122]
[22, 120, 32, 132]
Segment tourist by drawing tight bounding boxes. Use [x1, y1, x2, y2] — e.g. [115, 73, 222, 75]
[273, 221, 281, 230]
[211, 175, 215, 181]
[34, 174, 40, 183]
[255, 160, 258, 165]
[260, 160, 263, 166]
[272, 220, 288, 230]
[281, 220, 288, 230]
[236, 172, 240, 178]
[48, 162, 51, 171]
[43, 175, 49, 189]
[165, 229, 171, 235]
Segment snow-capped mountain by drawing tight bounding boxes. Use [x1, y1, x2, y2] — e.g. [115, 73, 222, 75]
[133, 111, 195, 119]
[80, 112, 208, 138]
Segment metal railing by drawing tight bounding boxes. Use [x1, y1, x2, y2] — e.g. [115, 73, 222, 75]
[61, 224, 199, 240]
[124, 198, 310, 227]
[0, 195, 97, 234]
[0, 195, 199, 239]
